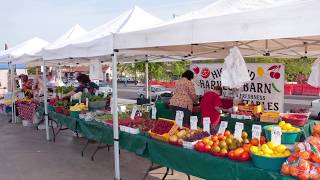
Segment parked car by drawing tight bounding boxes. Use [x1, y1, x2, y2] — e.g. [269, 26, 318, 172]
[138, 85, 172, 101]
[310, 99, 320, 119]
[98, 82, 112, 95]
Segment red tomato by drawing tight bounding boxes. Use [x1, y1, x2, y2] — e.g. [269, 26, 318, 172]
[251, 138, 259, 146]
[260, 136, 266, 145]
[240, 151, 250, 160]
[228, 150, 235, 158]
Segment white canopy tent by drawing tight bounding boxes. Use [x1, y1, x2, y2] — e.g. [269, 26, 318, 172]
[0, 37, 49, 64]
[41, 6, 163, 61]
[37, 6, 164, 180]
[0, 37, 48, 126]
[115, 0, 320, 59]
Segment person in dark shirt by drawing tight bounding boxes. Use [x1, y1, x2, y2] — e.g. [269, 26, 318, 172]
[60, 74, 99, 99]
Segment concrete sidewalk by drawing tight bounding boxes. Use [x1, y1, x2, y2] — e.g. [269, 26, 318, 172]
[0, 115, 201, 180]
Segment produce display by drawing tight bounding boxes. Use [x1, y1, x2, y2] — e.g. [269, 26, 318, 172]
[280, 113, 309, 126]
[193, 130, 252, 161]
[281, 136, 320, 180]
[250, 142, 291, 157]
[55, 86, 74, 94]
[81, 93, 105, 102]
[150, 120, 175, 135]
[70, 103, 88, 111]
[266, 121, 300, 132]
[260, 112, 280, 123]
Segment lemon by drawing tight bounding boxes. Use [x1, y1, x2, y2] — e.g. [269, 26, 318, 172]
[267, 142, 277, 150]
[275, 145, 286, 153]
[261, 144, 269, 151]
[294, 127, 300, 132]
[283, 123, 292, 131]
[274, 152, 281, 157]
[282, 130, 287, 133]
[284, 150, 291, 156]
[258, 151, 264, 156]
[250, 146, 259, 154]
[263, 148, 273, 155]
[279, 121, 286, 127]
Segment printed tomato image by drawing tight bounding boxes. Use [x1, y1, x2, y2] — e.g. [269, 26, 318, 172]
[201, 68, 211, 79]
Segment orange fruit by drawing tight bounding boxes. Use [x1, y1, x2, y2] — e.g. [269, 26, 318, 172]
[234, 148, 245, 157]
[281, 165, 290, 175]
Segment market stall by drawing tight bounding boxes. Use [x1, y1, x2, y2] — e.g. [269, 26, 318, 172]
[37, 102, 319, 180]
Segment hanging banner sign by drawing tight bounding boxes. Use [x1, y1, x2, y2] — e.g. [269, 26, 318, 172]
[190, 63, 285, 112]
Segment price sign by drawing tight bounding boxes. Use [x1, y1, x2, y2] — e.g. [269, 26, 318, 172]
[203, 117, 211, 133]
[190, 116, 198, 130]
[252, 124, 262, 143]
[217, 121, 228, 135]
[271, 127, 282, 146]
[234, 122, 244, 140]
[151, 106, 157, 120]
[130, 106, 137, 120]
[175, 111, 184, 128]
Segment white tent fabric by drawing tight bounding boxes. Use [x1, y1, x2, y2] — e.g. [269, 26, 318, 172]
[23, 24, 88, 66]
[42, 6, 163, 60]
[308, 58, 320, 87]
[115, 0, 320, 59]
[221, 46, 251, 88]
[0, 37, 49, 64]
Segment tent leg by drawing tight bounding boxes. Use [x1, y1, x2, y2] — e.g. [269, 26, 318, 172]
[145, 56, 149, 99]
[42, 60, 50, 141]
[10, 63, 15, 124]
[112, 50, 120, 180]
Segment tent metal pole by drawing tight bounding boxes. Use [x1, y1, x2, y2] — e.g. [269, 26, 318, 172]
[42, 60, 50, 141]
[145, 55, 149, 99]
[10, 62, 15, 123]
[112, 50, 120, 180]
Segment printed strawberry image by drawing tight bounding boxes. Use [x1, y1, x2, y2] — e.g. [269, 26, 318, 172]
[201, 68, 211, 79]
[193, 66, 200, 74]
[268, 65, 281, 79]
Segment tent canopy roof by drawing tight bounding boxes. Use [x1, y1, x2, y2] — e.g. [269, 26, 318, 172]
[0, 37, 49, 64]
[115, 0, 320, 60]
[42, 6, 163, 61]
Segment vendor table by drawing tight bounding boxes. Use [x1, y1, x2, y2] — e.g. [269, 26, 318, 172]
[156, 101, 317, 139]
[38, 106, 302, 180]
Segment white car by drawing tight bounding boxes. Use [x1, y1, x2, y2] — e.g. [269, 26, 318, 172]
[98, 82, 112, 95]
[310, 99, 320, 119]
[138, 85, 172, 101]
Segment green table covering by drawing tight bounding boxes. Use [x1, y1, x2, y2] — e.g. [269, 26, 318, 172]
[37, 106, 310, 180]
[147, 139, 294, 180]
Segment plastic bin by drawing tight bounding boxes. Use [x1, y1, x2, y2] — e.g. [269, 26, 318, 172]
[251, 152, 289, 171]
[264, 125, 301, 144]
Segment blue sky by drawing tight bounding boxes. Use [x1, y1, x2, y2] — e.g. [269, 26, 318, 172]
[0, 0, 214, 49]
